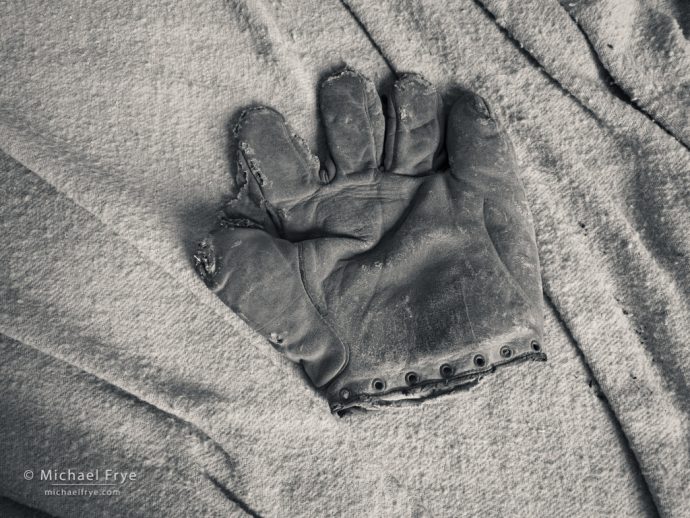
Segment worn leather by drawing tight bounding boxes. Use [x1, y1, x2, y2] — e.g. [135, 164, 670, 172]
[194, 69, 545, 413]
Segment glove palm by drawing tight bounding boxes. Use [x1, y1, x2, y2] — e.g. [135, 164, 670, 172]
[195, 70, 544, 412]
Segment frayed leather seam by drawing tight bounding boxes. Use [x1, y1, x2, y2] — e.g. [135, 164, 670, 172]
[329, 350, 546, 414]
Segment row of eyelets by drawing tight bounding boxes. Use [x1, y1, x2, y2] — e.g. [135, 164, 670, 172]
[341, 340, 543, 400]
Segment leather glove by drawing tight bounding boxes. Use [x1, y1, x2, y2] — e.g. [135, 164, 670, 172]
[194, 69, 545, 413]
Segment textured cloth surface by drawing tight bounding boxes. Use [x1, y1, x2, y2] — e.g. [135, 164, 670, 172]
[561, 0, 690, 147]
[0, 0, 688, 516]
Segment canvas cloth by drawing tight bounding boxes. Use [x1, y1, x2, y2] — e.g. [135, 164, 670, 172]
[1, 1, 688, 516]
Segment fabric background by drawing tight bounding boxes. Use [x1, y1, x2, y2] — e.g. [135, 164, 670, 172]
[0, 0, 687, 516]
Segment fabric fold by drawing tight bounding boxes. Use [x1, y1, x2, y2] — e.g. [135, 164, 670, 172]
[561, 0, 690, 148]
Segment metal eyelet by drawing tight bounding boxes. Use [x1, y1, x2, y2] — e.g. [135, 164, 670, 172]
[339, 388, 351, 401]
[473, 354, 486, 368]
[405, 372, 420, 386]
[372, 379, 386, 391]
[500, 346, 513, 359]
[440, 364, 454, 378]
[531, 340, 541, 352]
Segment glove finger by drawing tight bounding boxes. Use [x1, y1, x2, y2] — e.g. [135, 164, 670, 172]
[446, 91, 520, 192]
[219, 161, 281, 236]
[384, 74, 442, 176]
[194, 227, 348, 387]
[319, 68, 385, 175]
[235, 106, 321, 211]
[447, 91, 541, 305]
